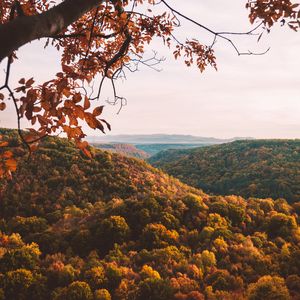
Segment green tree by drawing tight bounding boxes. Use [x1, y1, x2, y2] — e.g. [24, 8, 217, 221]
[141, 223, 179, 250]
[94, 289, 111, 300]
[0, 243, 40, 272]
[247, 276, 290, 300]
[65, 281, 93, 300]
[96, 216, 130, 254]
[85, 266, 106, 290]
[137, 278, 174, 300]
[267, 213, 297, 238]
[2, 268, 34, 300]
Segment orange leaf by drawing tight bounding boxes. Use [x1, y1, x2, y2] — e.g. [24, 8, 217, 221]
[0, 102, 6, 111]
[85, 112, 97, 129]
[25, 77, 35, 87]
[6, 159, 17, 171]
[62, 64, 73, 73]
[3, 151, 13, 158]
[93, 106, 104, 116]
[19, 78, 25, 84]
[82, 147, 92, 158]
[84, 96, 90, 110]
[63, 88, 71, 97]
[73, 93, 82, 103]
[0, 141, 8, 147]
[30, 143, 38, 152]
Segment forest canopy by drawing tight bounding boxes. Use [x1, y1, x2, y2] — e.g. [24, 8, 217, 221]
[149, 140, 300, 203]
[0, 129, 299, 299]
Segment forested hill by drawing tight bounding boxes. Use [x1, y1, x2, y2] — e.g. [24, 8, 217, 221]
[0, 129, 199, 218]
[0, 130, 300, 299]
[149, 140, 300, 203]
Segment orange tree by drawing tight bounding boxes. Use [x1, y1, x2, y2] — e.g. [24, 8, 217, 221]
[0, 0, 299, 176]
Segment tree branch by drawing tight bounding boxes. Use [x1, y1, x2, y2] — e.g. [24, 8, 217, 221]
[0, 0, 104, 62]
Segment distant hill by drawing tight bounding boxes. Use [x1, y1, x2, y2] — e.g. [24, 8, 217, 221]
[86, 134, 252, 144]
[0, 129, 299, 299]
[86, 134, 253, 156]
[91, 143, 150, 159]
[135, 143, 209, 156]
[149, 140, 300, 203]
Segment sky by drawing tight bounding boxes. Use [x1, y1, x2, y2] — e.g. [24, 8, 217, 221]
[1, 0, 300, 139]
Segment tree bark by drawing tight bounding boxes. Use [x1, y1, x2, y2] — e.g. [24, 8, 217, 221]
[0, 0, 103, 62]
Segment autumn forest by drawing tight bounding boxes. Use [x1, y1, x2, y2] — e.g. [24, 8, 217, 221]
[1, 0, 300, 299]
[0, 129, 298, 299]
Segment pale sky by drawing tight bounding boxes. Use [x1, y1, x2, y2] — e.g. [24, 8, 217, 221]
[1, 0, 300, 138]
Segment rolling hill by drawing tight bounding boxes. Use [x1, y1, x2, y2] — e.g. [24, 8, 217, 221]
[0, 130, 199, 219]
[85, 134, 244, 144]
[86, 134, 253, 156]
[149, 140, 300, 203]
[0, 130, 299, 299]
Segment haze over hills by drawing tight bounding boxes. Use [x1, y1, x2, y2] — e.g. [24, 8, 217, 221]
[149, 139, 300, 203]
[88, 134, 254, 156]
[86, 134, 253, 144]
[0, 129, 299, 299]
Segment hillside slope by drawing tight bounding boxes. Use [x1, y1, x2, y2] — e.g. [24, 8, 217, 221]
[0, 131, 299, 299]
[0, 132, 198, 219]
[149, 140, 300, 203]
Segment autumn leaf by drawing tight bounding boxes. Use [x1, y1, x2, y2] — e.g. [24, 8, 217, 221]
[63, 88, 71, 97]
[3, 151, 13, 159]
[18, 78, 25, 84]
[0, 102, 6, 111]
[82, 147, 92, 158]
[73, 93, 82, 103]
[5, 158, 17, 171]
[0, 141, 8, 147]
[25, 77, 35, 87]
[84, 96, 90, 110]
[93, 106, 104, 116]
[100, 119, 111, 131]
[62, 64, 73, 74]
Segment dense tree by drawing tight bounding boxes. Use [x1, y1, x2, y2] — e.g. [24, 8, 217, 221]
[247, 276, 290, 300]
[65, 281, 93, 300]
[0, 130, 299, 299]
[150, 140, 300, 203]
[1, 268, 35, 300]
[94, 289, 111, 300]
[84, 266, 106, 290]
[0, 1, 300, 176]
[137, 278, 174, 300]
[95, 215, 130, 254]
[267, 213, 297, 238]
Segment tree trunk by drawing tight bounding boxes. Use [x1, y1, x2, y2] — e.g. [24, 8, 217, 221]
[0, 0, 102, 62]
